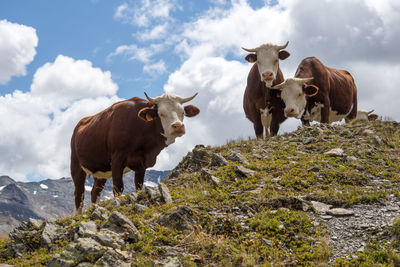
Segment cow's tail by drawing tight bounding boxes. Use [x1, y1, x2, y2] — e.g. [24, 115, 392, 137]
[70, 128, 87, 215]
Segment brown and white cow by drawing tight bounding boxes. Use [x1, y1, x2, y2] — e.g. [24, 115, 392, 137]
[242, 41, 290, 138]
[70, 92, 200, 214]
[272, 57, 357, 124]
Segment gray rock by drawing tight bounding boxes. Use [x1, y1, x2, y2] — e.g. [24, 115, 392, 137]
[234, 165, 255, 177]
[373, 135, 382, 145]
[94, 228, 125, 248]
[104, 211, 142, 242]
[210, 153, 229, 167]
[327, 208, 355, 216]
[126, 192, 138, 203]
[107, 198, 121, 209]
[157, 206, 195, 231]
[303, 138, 316, 144]
[163, 257, 182, 267]
[311, 201, 332, 214]
[325, 148, 344, 157]
[362, 129, 375, 136]
[228, 151, 250, 165]
[47, 256, 76, 267]
[78, 220, 97, 236]
[346, 156, 358, 162]
[74, 238, 107, 263]
[158, 182, 173, 204]
[91, 205, 109, 221]
[210, 175, 220, 185]
[145, 185, 161, 200]
[135, 203, 148, 212]
[95, 248, 131, 267]
[201, 168, 220, 185]
[27, 218, 45, 229]
[40, 222, 61, 247]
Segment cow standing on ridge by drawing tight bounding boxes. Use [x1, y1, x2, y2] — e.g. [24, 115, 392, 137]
[272, 57, 357, 124]
[70, 92, 200, 214]
[242, 41, 290, 138]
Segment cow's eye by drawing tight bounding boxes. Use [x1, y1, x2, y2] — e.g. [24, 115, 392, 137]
[160, 113, 166, 118]
[298, 93, 302, 97]
[274, 59, 278, 64]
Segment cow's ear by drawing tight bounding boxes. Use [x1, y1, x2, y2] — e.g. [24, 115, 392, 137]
[278, 50, 290, 60]
[303, 84, 319, 97]
[245, 54, 257, 63]
[138, 107, 158, 122]
[270, 89, 281, 98]
[184, 105, 200, 117]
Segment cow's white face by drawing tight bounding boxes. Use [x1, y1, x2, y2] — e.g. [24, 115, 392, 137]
[138, 93, 200, 145]
[272, 78, 318, 119]
[157, 96, 186, 141]
[243, 42, 290, 87]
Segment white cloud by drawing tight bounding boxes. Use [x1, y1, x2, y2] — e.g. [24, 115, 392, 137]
[108, 44, 164, 63]
[31, 55, 118, 109]
[0, 20, 38, 84]
[139, 23, 169, 41]
[0, 56, 120, 181]
[151, 0, 400, 170]
[143, 60, 167, 75]
[114, 0, 179, 27]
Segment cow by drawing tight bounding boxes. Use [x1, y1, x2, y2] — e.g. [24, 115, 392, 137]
[242, 41, 290, 138]
[70, 92, 200, 214]
[272, 57, 357, 125]
[357, 109, 378, 121]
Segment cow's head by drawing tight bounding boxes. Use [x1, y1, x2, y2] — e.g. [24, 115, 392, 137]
[243, 41, 290, 87]
[138, 92, 200, 145]
[272, 77, 318, 119]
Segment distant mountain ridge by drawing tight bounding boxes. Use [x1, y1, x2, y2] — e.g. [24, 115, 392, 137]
[0, 170, 169, 237]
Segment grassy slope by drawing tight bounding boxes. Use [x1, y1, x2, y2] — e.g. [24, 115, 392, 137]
[1, 119, 400, 266]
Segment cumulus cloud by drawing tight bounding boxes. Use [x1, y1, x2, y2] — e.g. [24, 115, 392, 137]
[0, 19, 38, 84]
[151, 0, 400, 170]
[31, 55, 118, 109]
[108, 44, 164, 63]
[0, 56, 120, 181]
[143, 60, 167, 75]
[114, 0, 179, 27]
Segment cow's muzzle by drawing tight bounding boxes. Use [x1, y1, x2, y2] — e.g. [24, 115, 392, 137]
[171, 122, 185, 135]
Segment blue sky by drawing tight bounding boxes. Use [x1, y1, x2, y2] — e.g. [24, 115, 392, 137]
[1, 0, 267, 98]
[0, 0, 399, 181]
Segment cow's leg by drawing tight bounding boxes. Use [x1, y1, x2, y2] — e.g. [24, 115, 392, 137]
[345, 90, 358, 123]
[253, 115, 264, 139]
[134, 167, 146, 191]
[111, 157, 125, 197]
[71, 155, 86, 215]
[91, 177, 107, 204]
[269, 109, 283, 136]
[320, 98, 330, 123]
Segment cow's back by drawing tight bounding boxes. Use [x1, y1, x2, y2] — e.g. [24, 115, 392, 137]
[296, 57, 357, 121]
[71, 97, 154, 172]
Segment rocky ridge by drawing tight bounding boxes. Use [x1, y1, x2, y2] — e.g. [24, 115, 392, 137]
[1, 119, 399, 266]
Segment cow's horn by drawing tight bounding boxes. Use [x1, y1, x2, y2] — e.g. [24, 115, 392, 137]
[298, 77, 314, 84]
[144, 92, 157, 104]
[275, 41, 289, 50]
[272, 81, 285, 90]
[367, 109, 375, 115]
[179, 92, 198, 104]
[242, 47, 258, 53]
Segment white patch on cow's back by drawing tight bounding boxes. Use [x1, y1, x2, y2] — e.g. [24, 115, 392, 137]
[306, 103, 353, 123]
[260, 108, 272, 133]
[81, 166, 131, 179]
